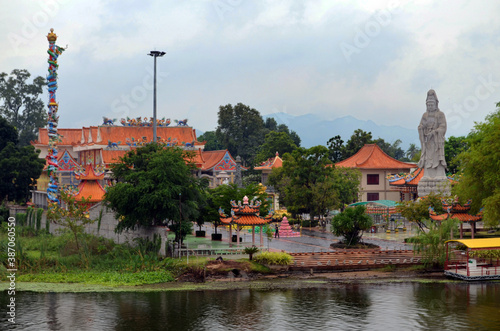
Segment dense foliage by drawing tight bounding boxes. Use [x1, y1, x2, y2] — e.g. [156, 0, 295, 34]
[105, 144, 206, 233]
[0, 117, 44, 203]
[216, 103, 266, 165]
[408, 218, 459, 267]
[199, 183, 271, 234]
[327, 129, 409, 162]
[453, 105, 500, 227]
[269, 146, 360, 219]
[396, 193, 446, 231]
[331, 206, 372, 246]
[444, 136, 468, 174]
[0, 69, 46, 146]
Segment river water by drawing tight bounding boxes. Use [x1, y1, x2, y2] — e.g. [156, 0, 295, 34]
[1, 282, 500, 330]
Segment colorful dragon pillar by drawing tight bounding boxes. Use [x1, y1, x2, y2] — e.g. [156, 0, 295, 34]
[46, 28, 65, 205]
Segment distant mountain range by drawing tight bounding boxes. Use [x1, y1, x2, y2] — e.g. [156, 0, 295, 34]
[263, 113, 419, 150]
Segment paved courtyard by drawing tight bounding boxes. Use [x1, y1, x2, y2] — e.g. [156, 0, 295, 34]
[174, 223, 415, 255]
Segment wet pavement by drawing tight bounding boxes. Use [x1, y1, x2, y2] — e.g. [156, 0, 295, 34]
[181, 223, 414, 254]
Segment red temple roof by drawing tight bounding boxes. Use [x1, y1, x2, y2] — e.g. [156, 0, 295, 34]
[429, 200, 483, 223]
[74, 180, 106, 203]
[75, 164, 105, 181]
[336, 144, 415, 170]
[254, 152, 283, 170]
[33, 126, 203, 147]
[219, 196, 272, 226]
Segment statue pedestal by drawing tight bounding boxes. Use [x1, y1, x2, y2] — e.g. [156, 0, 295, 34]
[417, 177, 451, 197]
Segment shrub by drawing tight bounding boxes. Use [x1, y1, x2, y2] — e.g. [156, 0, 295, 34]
[331, 206, 372, 246]
[254, 251, 293, 265]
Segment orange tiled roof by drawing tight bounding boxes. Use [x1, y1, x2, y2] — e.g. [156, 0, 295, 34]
[232, 215, 271, 225]
[102, 150, 128, 164]
[35, 128, 83, 146]
[74, 180, 106, 202]
[201, 150, 243, 171]
[254, 152, 283, 170]
[185, 148, 206, 168]
[336, 144, 415, 170]
[34, 126, 203, 147]
[219, 196, 272, 226]
[201, 150, 229, 170]
[75, 164, 105, 180]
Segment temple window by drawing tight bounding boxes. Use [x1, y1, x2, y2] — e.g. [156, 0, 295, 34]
[367, 193, 379, 201]
[367, 174, 379, 185]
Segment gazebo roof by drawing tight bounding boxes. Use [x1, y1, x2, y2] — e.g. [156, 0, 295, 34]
[336, 144, 415, 170]
[429, 200, 483, 223]
[75, 164, 105, 181]
[219, 196, 272, 226]
[445, 238, 500, 250]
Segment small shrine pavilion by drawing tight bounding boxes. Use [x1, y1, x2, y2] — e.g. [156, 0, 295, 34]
[219, 196, 273, 247]
[72, 164, 106, 208]
[429, 199, 483, 239]
[254, 152, 283, 211]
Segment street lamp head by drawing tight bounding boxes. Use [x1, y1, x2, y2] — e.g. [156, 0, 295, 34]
[148, 50, 166, 57]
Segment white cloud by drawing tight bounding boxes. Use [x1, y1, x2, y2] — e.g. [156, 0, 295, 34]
[1, 0, 499, 143]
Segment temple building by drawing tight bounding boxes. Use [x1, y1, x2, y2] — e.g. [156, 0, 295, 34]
[254, 152, 283, 211]
[335, 144, 416, 202]
[31, 122, 241, 207]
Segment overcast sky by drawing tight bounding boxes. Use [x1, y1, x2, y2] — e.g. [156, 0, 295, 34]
[2, 0, 499, 140]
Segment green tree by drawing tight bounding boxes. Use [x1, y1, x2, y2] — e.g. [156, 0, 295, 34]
[330, 167, 361, 209]
[405, 143, 420, 162]
[373, 138, 405, 160]
[202, 183, 271, 235]
[264, 117, 278, 131]
[104, 143, 205, 233]
[216, 103, 266, 165]
[409, 218, 459, 267]
[396, 193, 446, 232]
[276, 123, 301, 147]
[327, 135, 344, 163]
[343, 129, 373, 159]
[331, 206, 373, 246]
[197, 130, 223, 151]
[47, 191, 95, 254]
[269, 146, 353, 219]
[444, 136, 468, 174]
[453, 106, 500, 227]
[0, 69, 46, 146]
[0, 117, 44, 202]
[264, 118, 301, 146]
[254, 131, 297, 164]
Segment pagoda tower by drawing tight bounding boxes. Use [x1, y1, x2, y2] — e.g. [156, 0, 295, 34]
[278, 216, 300, 237]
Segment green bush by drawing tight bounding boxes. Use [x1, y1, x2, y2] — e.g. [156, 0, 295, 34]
[0, 205, 9, 223]
[254, 251, 293, 265]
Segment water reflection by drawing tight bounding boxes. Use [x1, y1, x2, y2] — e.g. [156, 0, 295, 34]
[1, 283, 499, 330]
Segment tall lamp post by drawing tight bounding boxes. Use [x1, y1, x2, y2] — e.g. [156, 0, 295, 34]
[148, 50, 165, 142]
